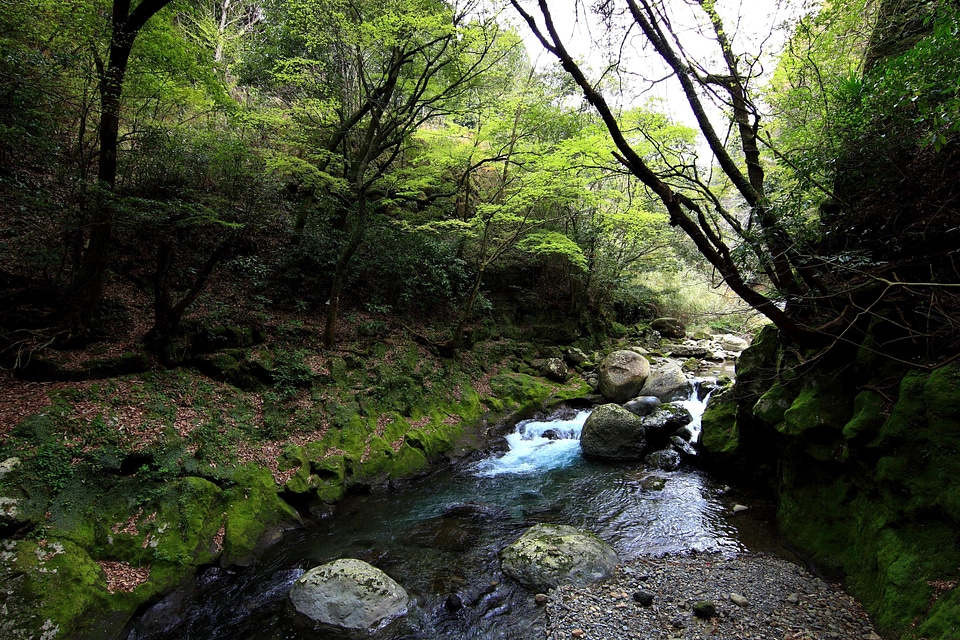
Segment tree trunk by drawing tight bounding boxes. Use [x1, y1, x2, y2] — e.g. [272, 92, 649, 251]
[66, 0, 173, 337]
[323, 208, 367, 348]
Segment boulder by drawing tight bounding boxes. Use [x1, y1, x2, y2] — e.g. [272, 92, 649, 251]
[538, 357, 570, 382]
[580, 404, 647, 460]
[500, 523, 618, 591]
[661, 343, 709, 358]
[641, 404, 694, 445]
[651, 317, 686, 339]
[289, 559, 409, 631]
[720, 334, 750, 352]
[623, 396, 662, 418]
[597, 350, 650, 403]
[645, 449, 681, 471]
[565, 347, 589, 366]
[639, 363, 691, 402]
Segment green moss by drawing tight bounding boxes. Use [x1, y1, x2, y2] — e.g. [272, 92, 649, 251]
[842, 389, 886, 443]
[0, 538, 114, 640]
[917, 587, 960, 640]
[753, 382, 795, 425]
[489, 372, 552, 410]
[781, 386, 853, 436]
[700, 391, 739, 456]
[388, 443, 429, 480]
[222, 465, 298, 563]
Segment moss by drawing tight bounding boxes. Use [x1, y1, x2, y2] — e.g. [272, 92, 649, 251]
[489, 372, 552, 411]
[388, 443, 429, 480]
[781, 386, 853, 436]
[917, 587, 960, 640]
[0, 538, 114, 640]
[842, 389, 886, 443]
[752, 382, 796, 425]
[700, 391, 739, 456]
[222, 465, 299, 563]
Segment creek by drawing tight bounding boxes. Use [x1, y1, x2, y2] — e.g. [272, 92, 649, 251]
[127, 383, 781, 640]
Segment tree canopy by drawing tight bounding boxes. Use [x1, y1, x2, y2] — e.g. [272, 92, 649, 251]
[0, 0, 957, 363]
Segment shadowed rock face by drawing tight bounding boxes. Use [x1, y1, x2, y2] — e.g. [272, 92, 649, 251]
[500, 523, 618, 591]
[597, 350, 650, 403]
[289, 558, 409, 631]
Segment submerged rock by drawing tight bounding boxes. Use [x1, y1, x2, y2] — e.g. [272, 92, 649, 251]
[645, 449, 682, 471]
[597, 350, 651, 403]
[500, 523, 618, 591]
[580, 404, 647, 461]
[289, 558, 409, 631]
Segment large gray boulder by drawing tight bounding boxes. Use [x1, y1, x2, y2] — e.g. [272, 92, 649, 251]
[651, 317, 686, 339]
[580, 403, 647, 460]
[597, 350, 650, 403]
[639, 362, 691, 402]
[623, 395, 662, 417]
[500, 523, 619, 591]
[289, 559, 409, 631]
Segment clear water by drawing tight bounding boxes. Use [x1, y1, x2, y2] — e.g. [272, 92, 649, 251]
[128, 394, 770, 640]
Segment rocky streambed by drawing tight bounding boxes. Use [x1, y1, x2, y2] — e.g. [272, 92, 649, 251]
[543, 553, 881, 640]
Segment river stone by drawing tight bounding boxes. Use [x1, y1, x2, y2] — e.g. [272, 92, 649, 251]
[289, 558, 409, 631]
[645, 449, 681, 471]
[662, 343, 709, 358]
[580, 404, 647, 460]
[720, 334, 750, 352]
[597, 350, 650, 403]
[641, 404, 694, 442]
[539, 357, 570, 382]
[623, 395, 662, 417]
[651, 317, 686, 339]
[500, 523, 619, 591]
[565, 347, 589, 366]
[639, 362, 691, 402]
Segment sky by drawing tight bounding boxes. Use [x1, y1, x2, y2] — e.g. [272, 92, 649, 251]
[506, 0, 812, 125]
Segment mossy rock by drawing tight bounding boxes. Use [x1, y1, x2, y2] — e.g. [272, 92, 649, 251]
[699, 390, 739, 457]
[842, 389, 886, 444]
[0, 538, 122, 640]
[222, 465, 299, 564]
[489, 372, 552, 410]
[753, 382, 796, 425]
[193, 349, 267, 390]
[781, 385, 854, 437]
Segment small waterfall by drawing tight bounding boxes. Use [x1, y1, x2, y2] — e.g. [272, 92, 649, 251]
[673, 377, 716, 444]
[472, 410, 591, 477]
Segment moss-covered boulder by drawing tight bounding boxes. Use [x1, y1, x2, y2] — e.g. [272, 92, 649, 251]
[500, 523, 618, 591]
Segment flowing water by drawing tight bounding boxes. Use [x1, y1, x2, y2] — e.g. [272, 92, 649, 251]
[128, 385, 778, 640]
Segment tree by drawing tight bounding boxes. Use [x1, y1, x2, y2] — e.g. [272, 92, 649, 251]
[271, 0, 515, 346]
[68, 0, 177, 337]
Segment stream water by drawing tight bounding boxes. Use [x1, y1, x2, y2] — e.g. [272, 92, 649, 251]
[128, 385, 780, 640]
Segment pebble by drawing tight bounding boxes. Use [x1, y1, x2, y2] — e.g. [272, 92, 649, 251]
[543, 553, 881, 640]
[730, 592, 749, 607]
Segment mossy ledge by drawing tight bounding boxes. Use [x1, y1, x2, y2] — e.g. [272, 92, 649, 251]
[0, 350, 589, 639]
[700, 325, 960, 639]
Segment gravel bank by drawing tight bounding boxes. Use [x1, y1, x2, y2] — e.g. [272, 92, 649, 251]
[542, 553, 882, 640]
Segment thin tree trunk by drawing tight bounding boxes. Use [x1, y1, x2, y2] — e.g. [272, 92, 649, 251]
[67, 0, 172, 337]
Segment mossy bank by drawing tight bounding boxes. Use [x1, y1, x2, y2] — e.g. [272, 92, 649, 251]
[0, 335, 591, 640]
[700, 324, 960, 639]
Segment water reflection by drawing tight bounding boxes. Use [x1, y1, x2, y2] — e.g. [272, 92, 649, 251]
[128, 405, 760, 640]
